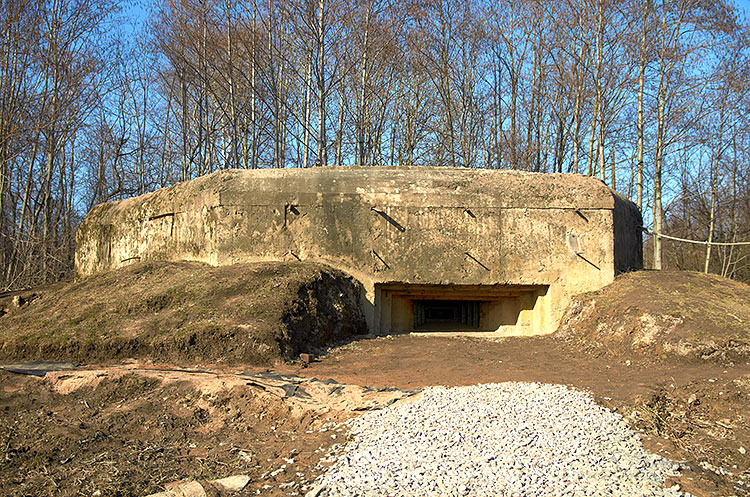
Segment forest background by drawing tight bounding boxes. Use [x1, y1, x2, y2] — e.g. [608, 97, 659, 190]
[0, 0, 749, 291]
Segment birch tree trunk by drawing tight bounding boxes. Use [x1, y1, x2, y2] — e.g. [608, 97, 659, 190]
[705, 111, 725, 273]
[653, 70, 666, 269]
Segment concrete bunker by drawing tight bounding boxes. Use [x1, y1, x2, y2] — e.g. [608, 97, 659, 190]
[75, 166, 643, 337]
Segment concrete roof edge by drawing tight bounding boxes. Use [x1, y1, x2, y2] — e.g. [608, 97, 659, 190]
[83, 167, 629, 219]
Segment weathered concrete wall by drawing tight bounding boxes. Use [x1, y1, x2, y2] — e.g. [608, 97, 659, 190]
[75, 167, 643, 335]
[613, 193, 644, 274]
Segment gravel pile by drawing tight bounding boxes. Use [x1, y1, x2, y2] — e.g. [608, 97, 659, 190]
[311, 383, 689, 497]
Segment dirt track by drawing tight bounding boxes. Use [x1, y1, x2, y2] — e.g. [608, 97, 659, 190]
[1, 335, 748, 497]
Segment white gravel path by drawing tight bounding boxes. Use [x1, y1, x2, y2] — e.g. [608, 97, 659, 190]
[309, 383, 689, 497]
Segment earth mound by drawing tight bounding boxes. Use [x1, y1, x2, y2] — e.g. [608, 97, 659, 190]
[557, 270, 750, 362]
[0, 261, 366, 365]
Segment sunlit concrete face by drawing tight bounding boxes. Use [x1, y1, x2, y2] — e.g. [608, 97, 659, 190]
[75, 166, 643, 336]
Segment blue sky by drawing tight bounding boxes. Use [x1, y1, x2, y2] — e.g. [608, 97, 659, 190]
[734, 0, 750, 24]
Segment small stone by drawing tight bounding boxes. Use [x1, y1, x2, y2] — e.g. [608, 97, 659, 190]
[740, 446, 746, 454]
[305, 485, 325, 497]
[300, 353, 314, 364]
[212, 475, 251, 492]
[163, 480, 207, 497]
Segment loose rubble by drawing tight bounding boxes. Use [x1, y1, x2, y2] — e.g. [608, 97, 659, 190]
[312, 383, 690, 497]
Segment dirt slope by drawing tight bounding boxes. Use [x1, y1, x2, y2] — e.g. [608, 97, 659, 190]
[0, 261, 366, 365]
[557, 270, 750, 362]
[0, 368, 349, 497]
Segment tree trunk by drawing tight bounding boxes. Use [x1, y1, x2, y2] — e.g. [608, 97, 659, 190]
[705, 113, 724, 273]
[357, 5, 370, 166]
[335, 86, 344, 166]
[636, 0, 649, 212]
[303, 53, 312, 168]
[250, 1, 258, 169]
[225, 0, 238, 169]
[653, 78, 666, 270]
[316, 0, 328, 167]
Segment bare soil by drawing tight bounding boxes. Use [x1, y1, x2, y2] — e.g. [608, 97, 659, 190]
[1, 337, 748, 496]
[558, 270, 750, 362]
[0, 267, 747, 496]
[0, 366, 349, 497]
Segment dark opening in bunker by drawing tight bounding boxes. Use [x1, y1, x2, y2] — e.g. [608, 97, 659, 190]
[414, 300, 480, 329]
[376, 283, 549, 334]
